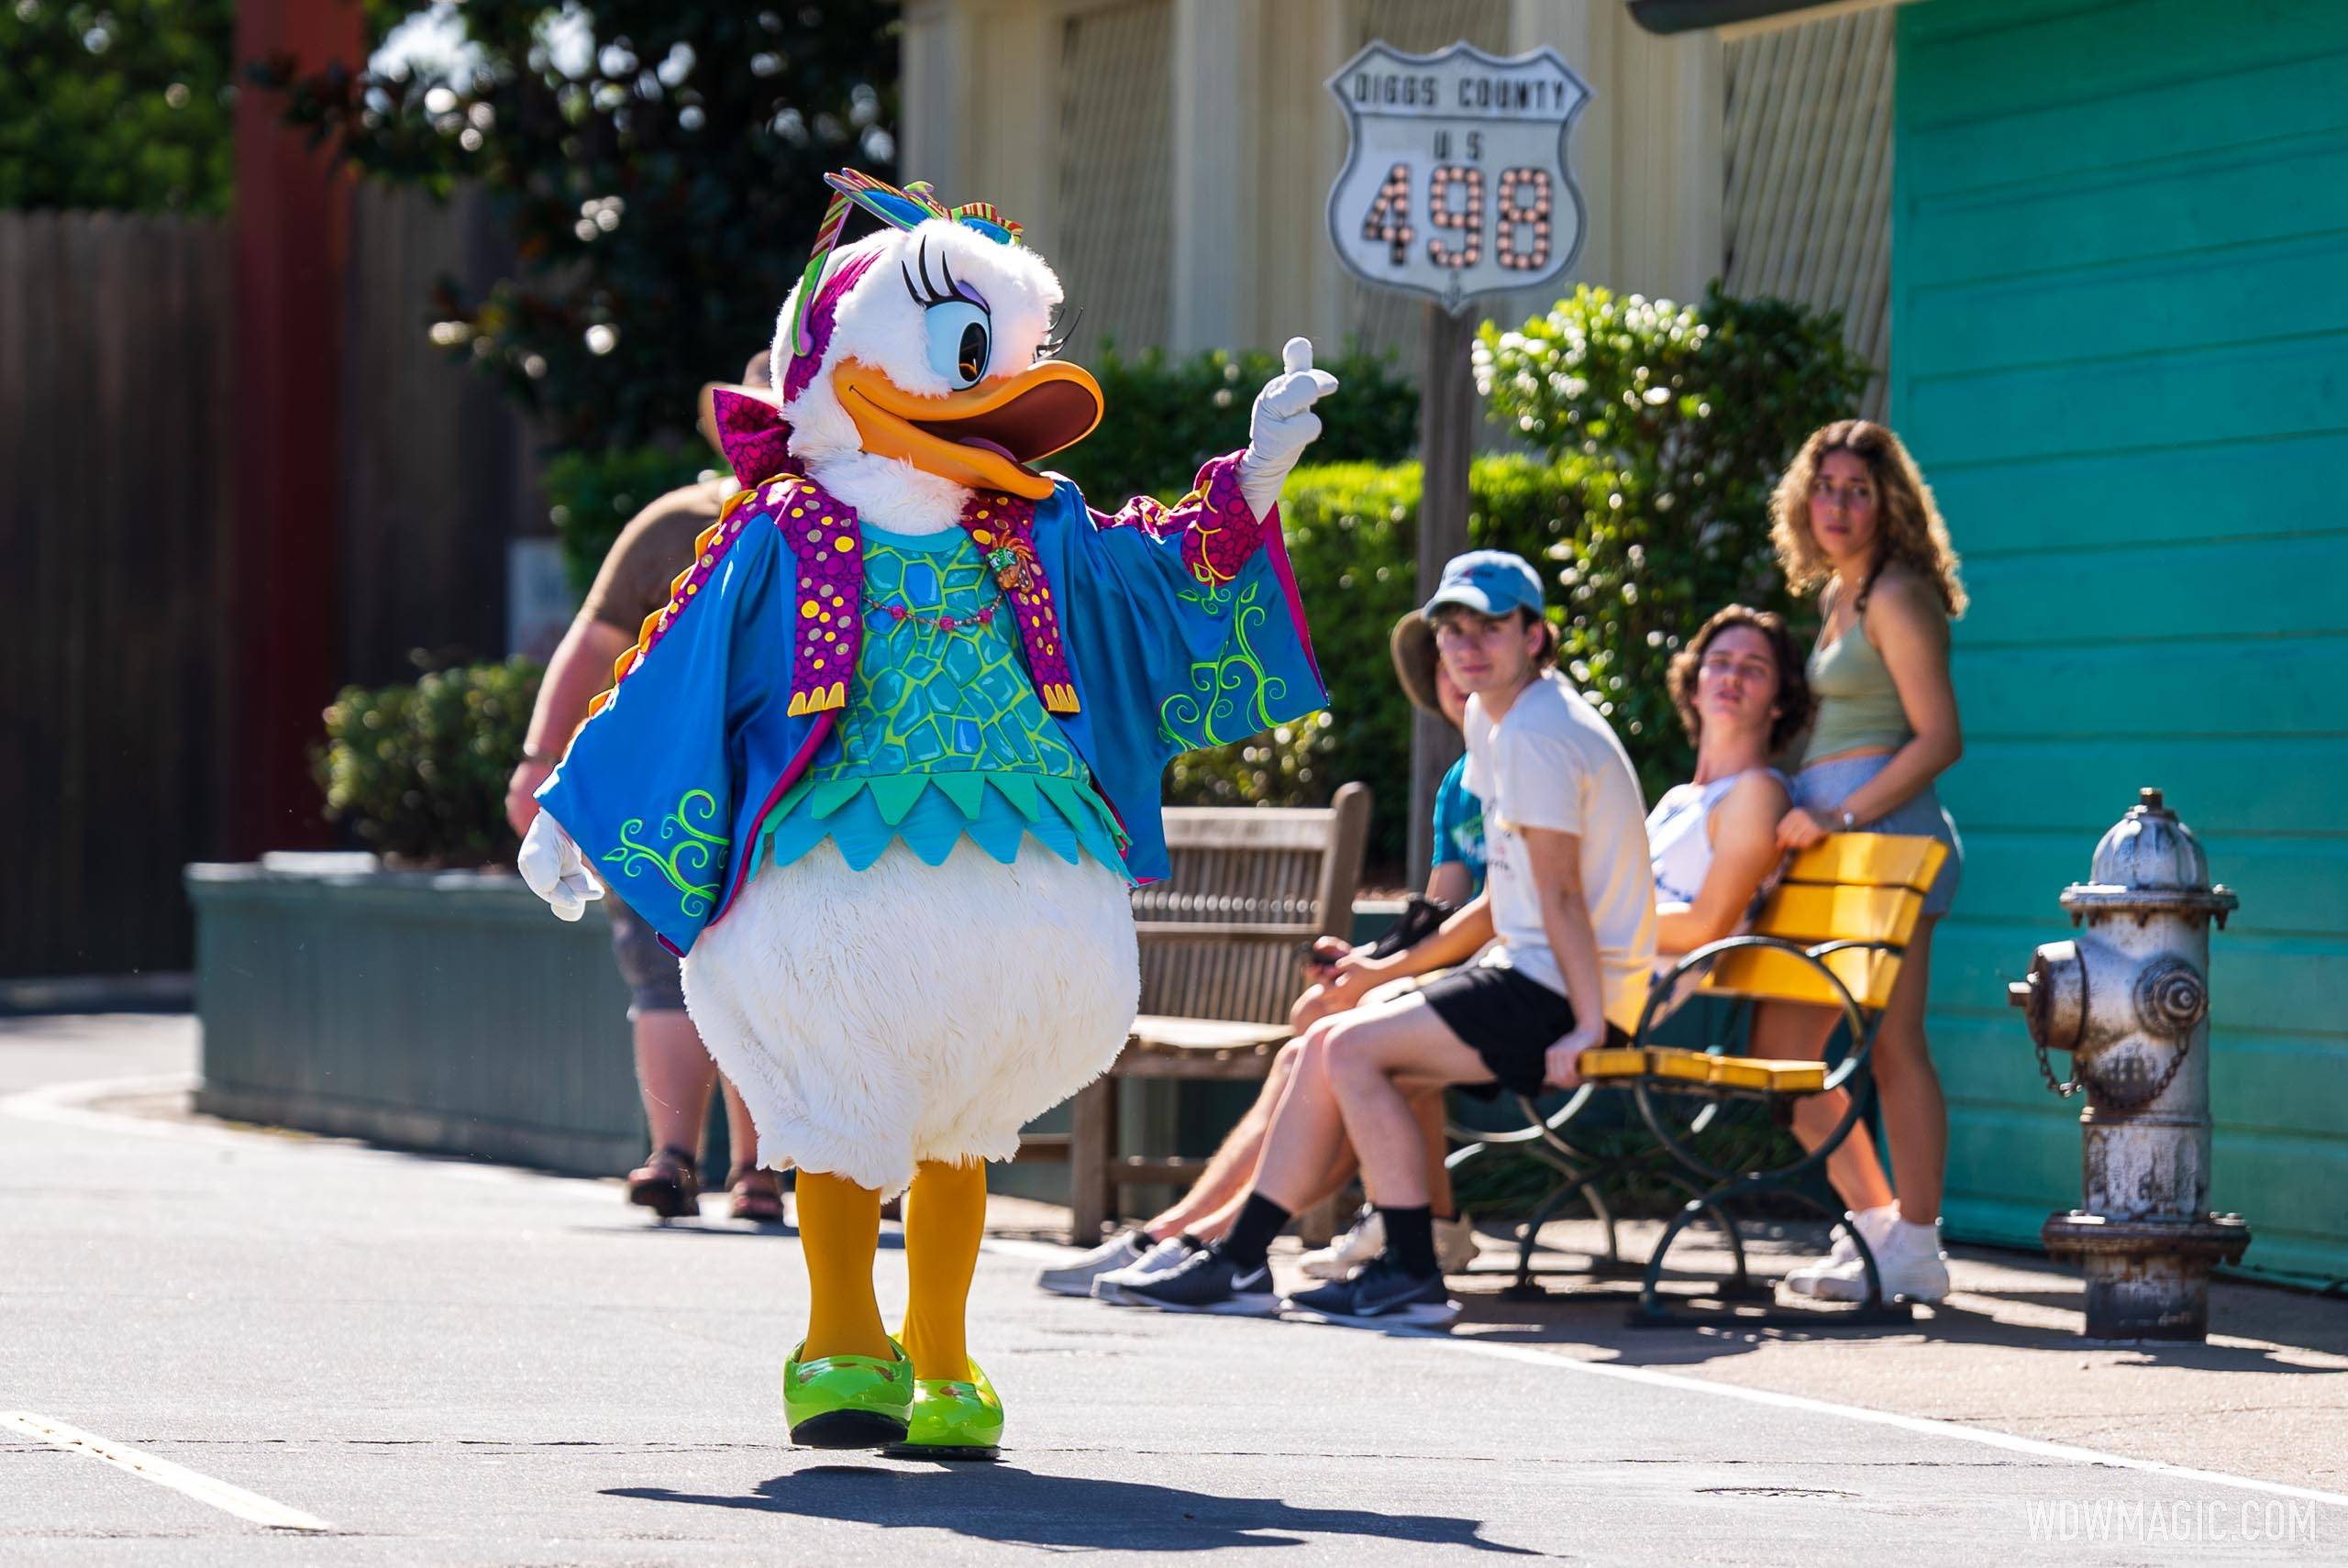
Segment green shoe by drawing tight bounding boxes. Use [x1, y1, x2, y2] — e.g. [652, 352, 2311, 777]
[888, 1359, 1004, 1461]
[782, 1339, 913, 1449]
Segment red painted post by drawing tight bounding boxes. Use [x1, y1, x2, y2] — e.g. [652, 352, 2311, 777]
[226, 0, 363, 855]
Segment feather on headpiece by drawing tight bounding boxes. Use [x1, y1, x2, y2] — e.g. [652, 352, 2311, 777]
[784, 170, 1024, 357]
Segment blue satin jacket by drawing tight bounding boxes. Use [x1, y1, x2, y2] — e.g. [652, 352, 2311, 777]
[536, 454, 1326, 956]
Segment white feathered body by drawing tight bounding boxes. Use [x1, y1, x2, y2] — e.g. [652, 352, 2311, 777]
[682, 813, 1137, 1198]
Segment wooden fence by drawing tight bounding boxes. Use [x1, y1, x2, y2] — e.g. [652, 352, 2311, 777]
[4, 212, 237, 980]
[3, 193, 540, 981]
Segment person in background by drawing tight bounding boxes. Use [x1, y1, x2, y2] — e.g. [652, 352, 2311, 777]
[1754, 419, 1968, 1305]
[1036, 612, 1485, 1300]
[504, 356, 782, 1225]
[1111, 551, 1655, 1326]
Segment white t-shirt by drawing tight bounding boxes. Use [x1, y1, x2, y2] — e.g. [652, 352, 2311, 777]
[1462, 669, 1657, 1031]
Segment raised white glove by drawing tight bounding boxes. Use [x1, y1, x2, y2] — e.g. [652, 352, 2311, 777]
[1235, 337, 1341, 520]
[517, 812, 603, 922]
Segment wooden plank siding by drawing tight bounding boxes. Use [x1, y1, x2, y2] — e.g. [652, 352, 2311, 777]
[3, 212, 236, 979]
[1891, 0, 2348, 1285]
[1722, 6, 1896, 416]
[5, 191, 541, 980]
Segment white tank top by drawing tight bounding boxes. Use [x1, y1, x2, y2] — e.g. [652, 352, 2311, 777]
[1645, 769, 1784, 907]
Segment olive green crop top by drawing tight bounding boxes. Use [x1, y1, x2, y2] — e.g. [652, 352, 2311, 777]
[1801, 618, 1912, 764]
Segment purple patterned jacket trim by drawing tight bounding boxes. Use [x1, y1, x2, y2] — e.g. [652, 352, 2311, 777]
[1087, 453, 1264, 586]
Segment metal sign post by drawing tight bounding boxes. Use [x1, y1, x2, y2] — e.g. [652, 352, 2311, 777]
[1326, 40, 1591, 872]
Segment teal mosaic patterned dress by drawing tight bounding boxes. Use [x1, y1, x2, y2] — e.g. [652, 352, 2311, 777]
[755, 523, 1130, 877]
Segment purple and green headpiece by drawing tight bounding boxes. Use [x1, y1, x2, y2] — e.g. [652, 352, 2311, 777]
[784, 170, 1024, 359]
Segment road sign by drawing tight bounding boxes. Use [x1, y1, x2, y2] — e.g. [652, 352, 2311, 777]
[1325, 40, 1592, 315]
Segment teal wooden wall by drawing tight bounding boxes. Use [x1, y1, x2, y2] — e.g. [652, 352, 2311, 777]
[1891, 0, 2348, 1286]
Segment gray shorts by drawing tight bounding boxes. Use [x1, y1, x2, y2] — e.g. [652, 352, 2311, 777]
[1791, 753, 1964, 916]
[604, 893, 686, 1017]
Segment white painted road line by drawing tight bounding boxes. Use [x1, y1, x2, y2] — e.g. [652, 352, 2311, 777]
[1402, 1331, 2348, 1516]
[998, 1234, 2348, 1516]
[1, 1411, 336, 1534]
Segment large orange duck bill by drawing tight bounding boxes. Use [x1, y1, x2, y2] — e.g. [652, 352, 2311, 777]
[835, 359, 1102, 502]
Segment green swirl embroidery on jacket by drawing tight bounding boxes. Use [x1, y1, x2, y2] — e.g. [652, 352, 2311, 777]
[1158, 582, 1287, 750]
[603, 788, 726, 918]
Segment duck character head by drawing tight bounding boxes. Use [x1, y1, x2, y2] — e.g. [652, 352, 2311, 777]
[749, 171, 1100, 523]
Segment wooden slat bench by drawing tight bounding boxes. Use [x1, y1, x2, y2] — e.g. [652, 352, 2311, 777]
[1458, 832, 1947, 1325]
[1032, 782, 1371, 1242]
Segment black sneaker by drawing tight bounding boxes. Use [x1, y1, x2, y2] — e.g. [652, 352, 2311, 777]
[1281, 1253, 1458, 1328]
[1114, 1245, 1279, 1316]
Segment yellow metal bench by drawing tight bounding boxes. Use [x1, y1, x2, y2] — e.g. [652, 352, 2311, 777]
[1456, 833, 1947, 1326]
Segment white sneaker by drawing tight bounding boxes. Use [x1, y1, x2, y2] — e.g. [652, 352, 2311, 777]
[1436, 1213, 1479, 1275]
[1782, 1204, 1899, 1298]
[1091, 1234, 1201, 1305]
[1300, 1209, 1480, 1281]
[1299, 1208, 1381, 1281]
[1806, 1218, 1950, 1305]
[1036, 1229, 1148, 1297]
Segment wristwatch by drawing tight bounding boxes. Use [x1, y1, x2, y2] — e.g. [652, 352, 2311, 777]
[1838, 809, 1859, 832]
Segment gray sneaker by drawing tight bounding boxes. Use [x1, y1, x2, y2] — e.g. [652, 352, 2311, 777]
[1281, 1254, 1459, 1329]
[1036, 1230, 1148, 1297]
[1091, 1234, 1199, 1305]
[1115, 1246, 1280, 1316]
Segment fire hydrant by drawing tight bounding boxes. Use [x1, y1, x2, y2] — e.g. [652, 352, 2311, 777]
[2008, 788, 2249, 1342]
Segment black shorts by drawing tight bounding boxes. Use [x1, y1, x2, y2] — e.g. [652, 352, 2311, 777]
[1419, 964, 1628, 1099]
[604, 893, 686, 1017]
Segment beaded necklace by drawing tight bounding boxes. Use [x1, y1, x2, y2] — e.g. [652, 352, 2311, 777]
[865, 543, 1028, 635]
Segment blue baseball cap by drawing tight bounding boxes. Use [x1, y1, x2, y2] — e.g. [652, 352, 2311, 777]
[1423, 550, 1545, 620]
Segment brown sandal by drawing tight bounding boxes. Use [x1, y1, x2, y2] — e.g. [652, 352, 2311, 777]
[626, 1145, 701, 1220]
[727, 1165, 786, 1224]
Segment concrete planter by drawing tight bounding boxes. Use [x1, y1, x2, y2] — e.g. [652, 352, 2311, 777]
[186, 857, 646, 1177]
[186, 864, 1411, 1200]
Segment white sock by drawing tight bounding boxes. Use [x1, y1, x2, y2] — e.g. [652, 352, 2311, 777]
[1890, 1217, 1942, 1251]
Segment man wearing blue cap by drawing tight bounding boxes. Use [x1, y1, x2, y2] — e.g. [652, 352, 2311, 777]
[1116, 549, 1656, 1326]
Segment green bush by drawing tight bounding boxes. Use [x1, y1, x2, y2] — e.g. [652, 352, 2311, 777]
[1, 0, 237, 214]
[541, 445, 721, 597]
[260, 3, 899, 452]
[1164, 456, 1587, 869]
[1477, 284, 1871, 797]
[1051, 342, 1420, 502]
[316, 656, 543, 867]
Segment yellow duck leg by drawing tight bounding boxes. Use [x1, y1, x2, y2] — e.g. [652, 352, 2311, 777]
[782, 1172, 911, 1448]
[893, 1158, 1004, 1459]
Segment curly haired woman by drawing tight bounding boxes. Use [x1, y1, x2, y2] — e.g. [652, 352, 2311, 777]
[1754, 420, 1967, 1305]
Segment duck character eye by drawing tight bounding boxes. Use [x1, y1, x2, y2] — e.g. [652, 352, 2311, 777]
[903, 235, 992, 390]
[925, 299, 991, 389]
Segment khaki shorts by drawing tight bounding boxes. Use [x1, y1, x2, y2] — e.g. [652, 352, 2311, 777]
[604, 893, 686, 1017]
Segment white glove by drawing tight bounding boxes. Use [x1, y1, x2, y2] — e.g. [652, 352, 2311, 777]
[1235, 337, 1341, 520]
[517, 812, 604, 922]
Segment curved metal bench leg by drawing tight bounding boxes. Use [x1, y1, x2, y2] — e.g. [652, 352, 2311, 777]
[1656, 1173, 1766, 1302]
[1504, 1168, 1592, 1299]
[1628, 1198, 1715, 1326]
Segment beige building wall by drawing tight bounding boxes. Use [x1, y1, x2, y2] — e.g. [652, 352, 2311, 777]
[902, 0, 1727, 369]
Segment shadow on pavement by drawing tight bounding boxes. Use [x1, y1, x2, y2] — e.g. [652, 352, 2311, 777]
[608, 1463, 1547, 1554]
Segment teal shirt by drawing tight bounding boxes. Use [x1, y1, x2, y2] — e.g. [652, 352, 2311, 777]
[1430, 754, 1488, 895]
[758, 524, 1126, 874]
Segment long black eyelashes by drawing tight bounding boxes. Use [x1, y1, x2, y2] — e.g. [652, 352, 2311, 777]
[1036, 301, 1083, 362]
[901, 235, 986, 311]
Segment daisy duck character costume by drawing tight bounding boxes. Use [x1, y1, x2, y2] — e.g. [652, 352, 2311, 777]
[517, 171, 1337, 1456]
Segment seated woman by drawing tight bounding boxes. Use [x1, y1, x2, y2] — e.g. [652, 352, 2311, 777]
[1647, 605, 1809, 978]
[1036, 613, 1487, 1299]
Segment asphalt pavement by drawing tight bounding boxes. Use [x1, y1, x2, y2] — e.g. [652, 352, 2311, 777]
[3, 1013, 2341, 1566]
